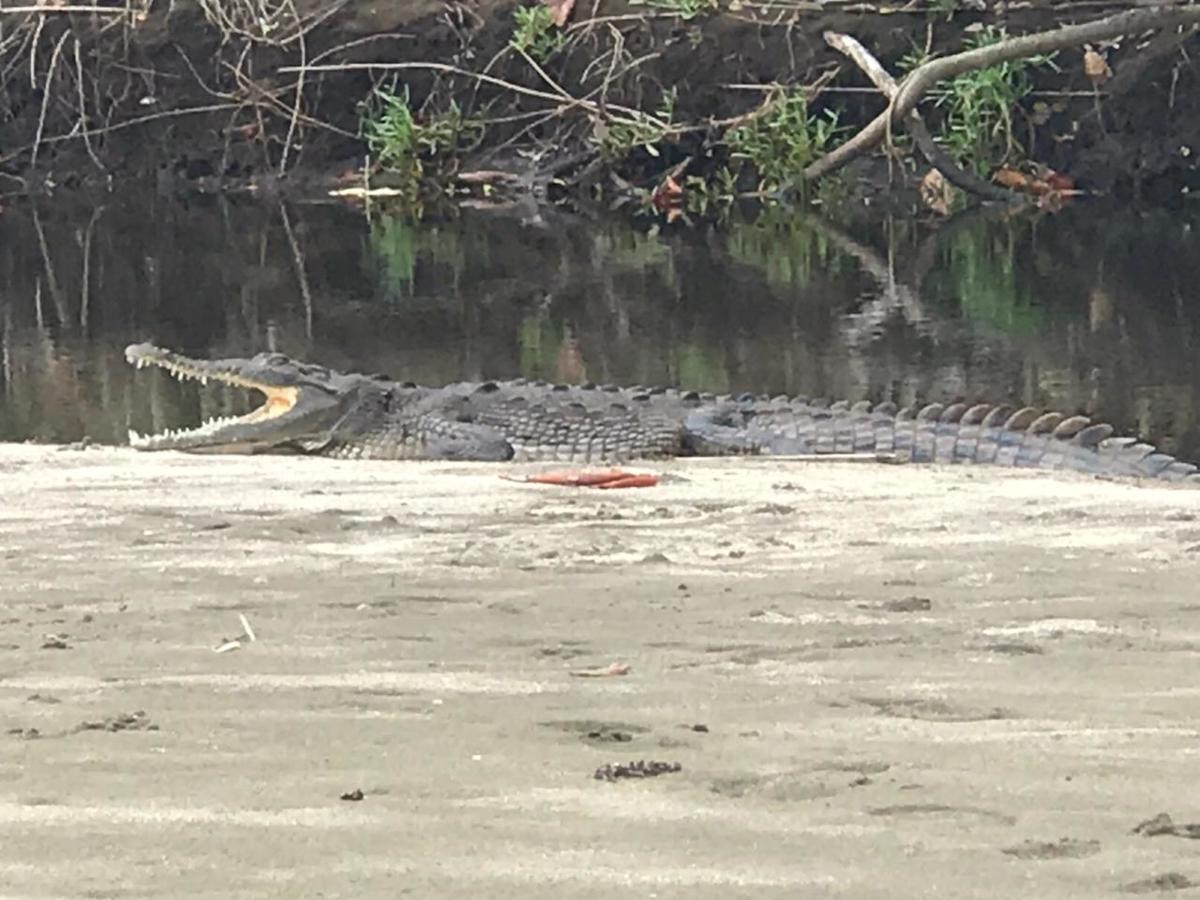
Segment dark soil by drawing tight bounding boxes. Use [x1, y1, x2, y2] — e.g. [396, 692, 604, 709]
[1, 0, 1198, 204]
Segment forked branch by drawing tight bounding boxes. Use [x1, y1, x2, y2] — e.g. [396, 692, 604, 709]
[823, 30, 1022, 204]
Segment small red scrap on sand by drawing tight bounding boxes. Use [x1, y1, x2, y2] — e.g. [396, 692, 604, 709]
[501, 468, 661, 489]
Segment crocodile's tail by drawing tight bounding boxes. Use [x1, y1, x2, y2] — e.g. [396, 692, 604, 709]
[685, 398, 1200, 484]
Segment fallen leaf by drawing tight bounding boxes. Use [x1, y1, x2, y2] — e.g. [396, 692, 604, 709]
[650, 174, 684, 216]
[1042, 169, 1075, 192]
[994, 166, 1081, 210]
[918, 168, 954, 216]
[542, 0, 575, 27]
[1083, 45, 1112, 86]
[993, 166, 1036, 192]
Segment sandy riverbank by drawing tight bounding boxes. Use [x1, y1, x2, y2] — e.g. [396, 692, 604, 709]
[2, 445, 1199, 897]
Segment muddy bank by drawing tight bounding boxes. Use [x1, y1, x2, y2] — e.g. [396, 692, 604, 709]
[0, 1, 1198, 204]
[2, 446, 1200, 896]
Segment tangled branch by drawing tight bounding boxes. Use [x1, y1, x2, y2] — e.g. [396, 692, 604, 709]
[806, 4, 1200, 180]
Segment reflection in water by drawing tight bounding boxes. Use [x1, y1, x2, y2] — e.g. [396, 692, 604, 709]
[0, 194, 1198, 460]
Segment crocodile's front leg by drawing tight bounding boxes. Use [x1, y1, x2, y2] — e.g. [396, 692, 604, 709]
[324, 412, 515, 461]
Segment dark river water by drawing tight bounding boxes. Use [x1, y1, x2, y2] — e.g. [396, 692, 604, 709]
[1, 192, 1199, 461]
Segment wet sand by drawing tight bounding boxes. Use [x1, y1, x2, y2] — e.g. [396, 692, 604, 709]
[2, 445, 1199, 898]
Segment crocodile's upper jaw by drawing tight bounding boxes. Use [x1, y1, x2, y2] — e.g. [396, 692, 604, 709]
[124, 343, 352, 453]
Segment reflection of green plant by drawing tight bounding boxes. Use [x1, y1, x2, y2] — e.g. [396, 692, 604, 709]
[726, 91, 840, 194]
[672, 340, 729, 393]
[590, 226, 673, 271]
[511, 5, 563, 61]
[598, 91, 677, 161]
[726, 213, 839, 289]
[941, 224, 1044, 334]
[518, 312, 560, 378]
[369, 214, 469, 299]
[371, 214, 420, 296]
[359, 86, 484, 197]
[631, 0, 715, 20]
[902, 28, 1056, 174]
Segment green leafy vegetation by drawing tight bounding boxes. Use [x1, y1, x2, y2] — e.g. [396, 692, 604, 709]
[359, 86, 484, 199]
[684, 168, 738, 219]
[901, 27, 1057, 174]
[630, 0, 716, 20]
[726, 91, 840, 195]
[597, 90, 677, 160]
[510, 4, 564, 62]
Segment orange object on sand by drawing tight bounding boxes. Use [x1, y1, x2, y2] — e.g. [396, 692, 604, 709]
[501, 468, 661, 489]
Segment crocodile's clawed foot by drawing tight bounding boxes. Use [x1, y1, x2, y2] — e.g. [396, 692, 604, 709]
[501, 468, 660, 489]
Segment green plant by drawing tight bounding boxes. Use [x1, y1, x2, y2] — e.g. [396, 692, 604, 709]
[921, 27, 1057, 174]
[511, 4, 563, 62]
[684, 168, 738, 218]
[359, 86, 484, 195]
[630, 0, 716, 20]
[726, 90, 840, 195]
[597, 90, 677, 160]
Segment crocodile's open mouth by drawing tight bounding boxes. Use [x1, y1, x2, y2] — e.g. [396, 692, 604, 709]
[125, 343, 301, 450]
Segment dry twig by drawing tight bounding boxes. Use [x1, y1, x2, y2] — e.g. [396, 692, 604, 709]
[29, 29, 68, 170]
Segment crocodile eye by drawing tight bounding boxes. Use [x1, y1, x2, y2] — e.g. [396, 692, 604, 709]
[264, 353, 289, 366]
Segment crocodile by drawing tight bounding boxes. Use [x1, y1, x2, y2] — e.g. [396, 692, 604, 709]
[123, 342, 1200, 484]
